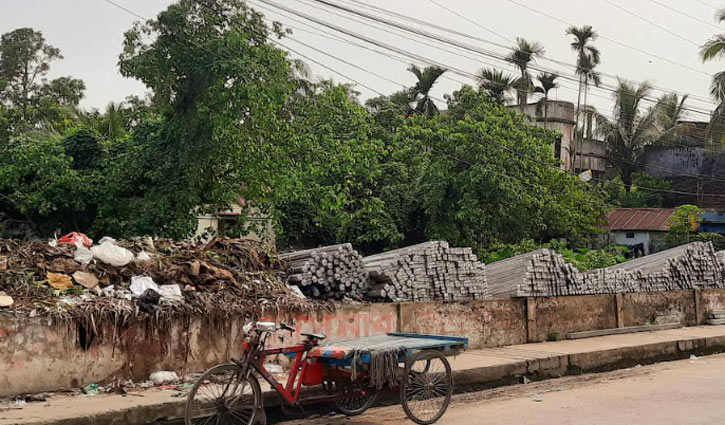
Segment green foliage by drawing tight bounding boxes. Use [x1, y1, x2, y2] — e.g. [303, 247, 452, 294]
[604, 172, 671, 207]
[396, 86, 608, 251]
[105, 0, 295, 238]
[272, 84, 401, 252]
[481, 238, 629, 271]
[663, 204, 703, 248]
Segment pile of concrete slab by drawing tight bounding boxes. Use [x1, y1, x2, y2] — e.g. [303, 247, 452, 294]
[362, 241, 488, 302]
[488, 242, 725, 298]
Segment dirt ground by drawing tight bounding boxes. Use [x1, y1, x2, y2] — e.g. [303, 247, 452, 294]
[278, 353, 725, 425]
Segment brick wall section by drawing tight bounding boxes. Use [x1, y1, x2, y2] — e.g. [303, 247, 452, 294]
[621, 291, 697, 327]
[398, 299, 527, 348]
[534, 295, 616, 341]
[3, 289, 725, 397]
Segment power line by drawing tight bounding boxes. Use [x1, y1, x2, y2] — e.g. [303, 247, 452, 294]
[260, 0, 725, 135]
[693, 0, 719, 11]
[295, 0, 718, 120]
[643, 0, 722, 30]
[424, 0, 515, 44]
[504, 0, 713, 77]
[601, 0, 700, 47]
[102, 0, 725, 197]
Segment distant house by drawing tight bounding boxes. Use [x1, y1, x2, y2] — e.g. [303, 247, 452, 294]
[701, 211, 725, 235]
[195, 197, 275, 245]
[604, 208, 677, 256]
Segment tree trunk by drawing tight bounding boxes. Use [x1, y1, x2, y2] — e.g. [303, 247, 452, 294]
[578, 80, 589, 172]
[572, 74, 583, 172]
[620, 163, 634, 192]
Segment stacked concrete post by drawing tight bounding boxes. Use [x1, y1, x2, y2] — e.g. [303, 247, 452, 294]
[362, 241, 488, 302]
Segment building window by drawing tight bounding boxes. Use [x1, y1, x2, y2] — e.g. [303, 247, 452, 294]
[626, 232, 635, 239]
[554, 138, 562, 160]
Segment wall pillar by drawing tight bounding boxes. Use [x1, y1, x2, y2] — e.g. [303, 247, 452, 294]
[694, 289, 703, 325]
[615, 293, 624, 328]
[526, 297, 537, 342]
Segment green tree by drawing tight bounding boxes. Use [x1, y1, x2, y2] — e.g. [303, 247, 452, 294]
[664, 204, 702, 247]
[700, 10, 725, 143]
[654, 93, 690, 145]
[102, 0, 296, 238]
[395, 86, 607, 250]
[505, 38, 545, 110]
[534, 72, 559, 124]
[477, 67, 516, 104]
[0, 28, 62, 118]
[408, 64, 446, 117]
[596, 80, 658, 191]
[38, 76, 86, 107]
[273, 84, 400, 252]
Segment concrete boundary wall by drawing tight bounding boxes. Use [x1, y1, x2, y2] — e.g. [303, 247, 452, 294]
[2, 289, 725, 397]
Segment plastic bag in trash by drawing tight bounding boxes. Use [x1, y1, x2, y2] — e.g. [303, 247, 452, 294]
[73, 240, 93, 265]
[58, 232, 93, 247]
[91, 238, 134, 267]
[136, 250, 152, 262]
[149, 371, 180, 385]
[157, 284, 183, 302]
[130, 276, 159, 296]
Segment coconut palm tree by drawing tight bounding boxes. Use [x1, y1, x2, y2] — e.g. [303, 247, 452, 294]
[596, 80, 658, 191]
[408, 64, 446, 117]
[505, 38, 545, 110]
[534, 72, 559, 124]
[566, 25, 601, 169]
[477, 67, 516, 104]
[699, 10, 725, 143]
[654, 93, 691, 145]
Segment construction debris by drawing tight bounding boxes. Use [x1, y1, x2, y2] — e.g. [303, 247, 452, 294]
[279, 243, 368, 299]
[363, 241, 488, 302]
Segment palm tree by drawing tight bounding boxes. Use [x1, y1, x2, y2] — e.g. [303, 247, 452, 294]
[408, 64, 446, 117]
[700, 10, 725, 143]
[654, 93, 691, 145]
[534, 72, 559, 124]
[477, 67, 516, 104]
[566, 25, 601, 167]
[596, 80, 658, 191]
[505, 38, 545, 110]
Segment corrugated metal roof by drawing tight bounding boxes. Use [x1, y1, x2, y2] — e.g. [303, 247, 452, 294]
[605, 208, 675, 231]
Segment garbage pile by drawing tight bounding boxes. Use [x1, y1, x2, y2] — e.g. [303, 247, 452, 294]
[0, 234, 316, 322]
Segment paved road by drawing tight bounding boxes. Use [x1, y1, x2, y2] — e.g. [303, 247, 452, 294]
[279, 353, 725, 425]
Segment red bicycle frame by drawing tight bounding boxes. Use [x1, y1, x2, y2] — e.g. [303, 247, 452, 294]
[253, 344, 311, 404]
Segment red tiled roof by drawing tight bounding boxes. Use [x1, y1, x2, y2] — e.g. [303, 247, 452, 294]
[604, 208, 675, 232]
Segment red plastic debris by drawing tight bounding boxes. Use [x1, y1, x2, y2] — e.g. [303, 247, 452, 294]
[58, 232, 93, 247]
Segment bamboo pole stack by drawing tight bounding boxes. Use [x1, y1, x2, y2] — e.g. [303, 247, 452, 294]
[362, 241, 488, 302]
[279, 243, 368, 299]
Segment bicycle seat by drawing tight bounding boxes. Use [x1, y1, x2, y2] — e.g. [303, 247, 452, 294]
[301, 332, 326, 340]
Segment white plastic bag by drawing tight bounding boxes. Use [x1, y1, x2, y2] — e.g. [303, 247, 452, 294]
[136, 250, 151, 262]
[73, 240, 94, 265]
[90, 238, 134, 267]
[130, 276, 159, 297]
[149, 371, 180, 385]
[157, 284, 183, 302]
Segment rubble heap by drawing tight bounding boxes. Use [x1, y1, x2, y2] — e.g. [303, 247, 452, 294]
[487, 242, 725, 298]
[362, 241, 489, 302]
[0, 237, 317, 322]
[279, 243, 368, 300]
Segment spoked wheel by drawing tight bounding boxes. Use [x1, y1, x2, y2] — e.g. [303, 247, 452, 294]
[400, 350, 453, 425]
[334, 381, 379, 416]
[185, 364, 263, 425]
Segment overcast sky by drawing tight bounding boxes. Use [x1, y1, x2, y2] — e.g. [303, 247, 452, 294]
[2, 0, 724, 121]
